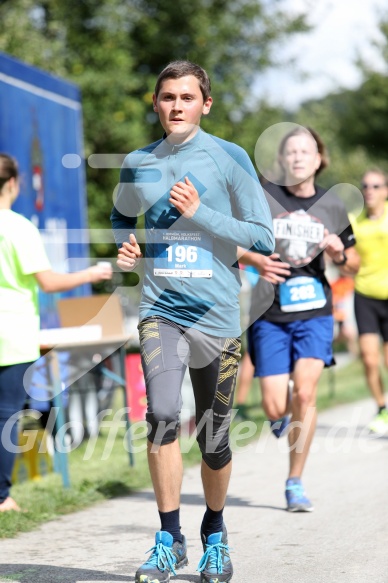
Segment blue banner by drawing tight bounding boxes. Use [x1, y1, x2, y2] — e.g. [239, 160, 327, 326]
[0, 52, 90, 327]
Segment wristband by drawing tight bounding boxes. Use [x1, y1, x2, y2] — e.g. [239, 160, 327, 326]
[333, 251, 347, 266]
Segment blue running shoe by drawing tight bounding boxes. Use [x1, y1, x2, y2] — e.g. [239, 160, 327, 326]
[270, 415, 290, 438]
[285, 478, 314, 512]
[135, 531, 188, 583]
[198, 524, 233, 583]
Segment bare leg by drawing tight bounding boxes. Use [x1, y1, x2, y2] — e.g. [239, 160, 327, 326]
[359, 334, 385, 408]
[260, 373, 290, 420]
[288, 358, 324, 478]
[147, 439, 183, 511]
[201, 459, 232, 512]
[384, 342, 388, 375]
[235, 352, 255, 406]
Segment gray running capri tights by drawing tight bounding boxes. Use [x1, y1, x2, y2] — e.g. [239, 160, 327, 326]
[138, 316, 241, 470]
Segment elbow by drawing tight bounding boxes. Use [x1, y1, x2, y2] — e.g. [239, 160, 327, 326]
[266, 234, 276, 256]
[344, 248, 361, 276]
[353, 256, 361, 275]
[38, 282, 55, 294]
[246, 225, 275, 256]
[249, 239, 275, 257]
[36, 274, 58, 294]
[346, 261, 360, 276]
[349, 264, 360, 276]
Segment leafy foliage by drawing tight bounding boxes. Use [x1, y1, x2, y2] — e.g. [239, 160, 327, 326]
[294, 97, 383, 191]
[293, 14, 388, 190]
[0, 0, 307, 245]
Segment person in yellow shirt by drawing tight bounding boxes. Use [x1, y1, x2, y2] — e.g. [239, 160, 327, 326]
[0, 153, 113, 512]
[350, 168, 388, 434]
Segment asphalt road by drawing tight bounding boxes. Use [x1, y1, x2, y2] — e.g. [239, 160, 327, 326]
[0, 398, 387, 583]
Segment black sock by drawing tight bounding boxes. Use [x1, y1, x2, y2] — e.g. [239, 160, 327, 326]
[159, 509, 183, 543]
[378, 405, 386, 414]
[201, 504, 224, 539]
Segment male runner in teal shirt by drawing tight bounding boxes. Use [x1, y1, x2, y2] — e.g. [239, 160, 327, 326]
[111, 60, 274, 583]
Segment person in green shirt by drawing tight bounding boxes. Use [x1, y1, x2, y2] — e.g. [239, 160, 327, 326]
[0, 152, 112, 512]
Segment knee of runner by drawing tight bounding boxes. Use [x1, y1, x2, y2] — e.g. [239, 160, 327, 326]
[262, 401, 287, 421]
[197, 428, 232, 470]
[146, 410, 180, 445]
[361, 352, 380, 370]
[293, 387, 316, 409]
[201, 443, 232, 470]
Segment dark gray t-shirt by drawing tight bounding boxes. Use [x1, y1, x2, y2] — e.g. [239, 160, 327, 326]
[250, 182, 356, 324]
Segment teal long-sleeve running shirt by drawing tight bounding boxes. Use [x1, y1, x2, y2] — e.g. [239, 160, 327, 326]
[111, 129, 274, 337]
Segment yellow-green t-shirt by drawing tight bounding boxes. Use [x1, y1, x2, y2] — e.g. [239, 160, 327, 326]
[0, 210, 51, 365]
[349, 202, 388, 299]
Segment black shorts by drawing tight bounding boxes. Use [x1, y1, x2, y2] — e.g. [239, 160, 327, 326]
[354, 292, 388, 341]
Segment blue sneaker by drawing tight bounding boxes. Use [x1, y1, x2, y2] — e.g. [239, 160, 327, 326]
[135, 531, 188, 583]
[270, 415, 290, 438]
[285, 478, 314, 512]
[198, 524, 233, 583]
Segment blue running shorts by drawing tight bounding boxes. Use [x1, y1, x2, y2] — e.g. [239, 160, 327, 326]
[248, 316, 334, 377]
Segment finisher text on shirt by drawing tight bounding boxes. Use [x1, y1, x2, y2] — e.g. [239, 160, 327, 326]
[273, 218, 324, 242]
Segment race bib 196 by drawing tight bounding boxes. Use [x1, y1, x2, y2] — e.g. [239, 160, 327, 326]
[154, 231, 213, 278]
[279, 276, 327, 312]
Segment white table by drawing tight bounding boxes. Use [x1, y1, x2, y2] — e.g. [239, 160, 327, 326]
[39, 333, 134, 487]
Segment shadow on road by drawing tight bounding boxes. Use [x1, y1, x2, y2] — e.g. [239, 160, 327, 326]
[0, 563, 201, 583]
[0, 564, 130, 582]
[130, 490, 285, 512]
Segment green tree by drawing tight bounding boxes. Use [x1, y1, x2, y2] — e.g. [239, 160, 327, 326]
[292, 13, 388, 193]
[341, 16, 388, 160]
[293, 97, 382, 192]
[0, 0, 308, 245]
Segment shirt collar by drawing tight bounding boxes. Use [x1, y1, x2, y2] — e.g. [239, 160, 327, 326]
[161, 128, 203, 153]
